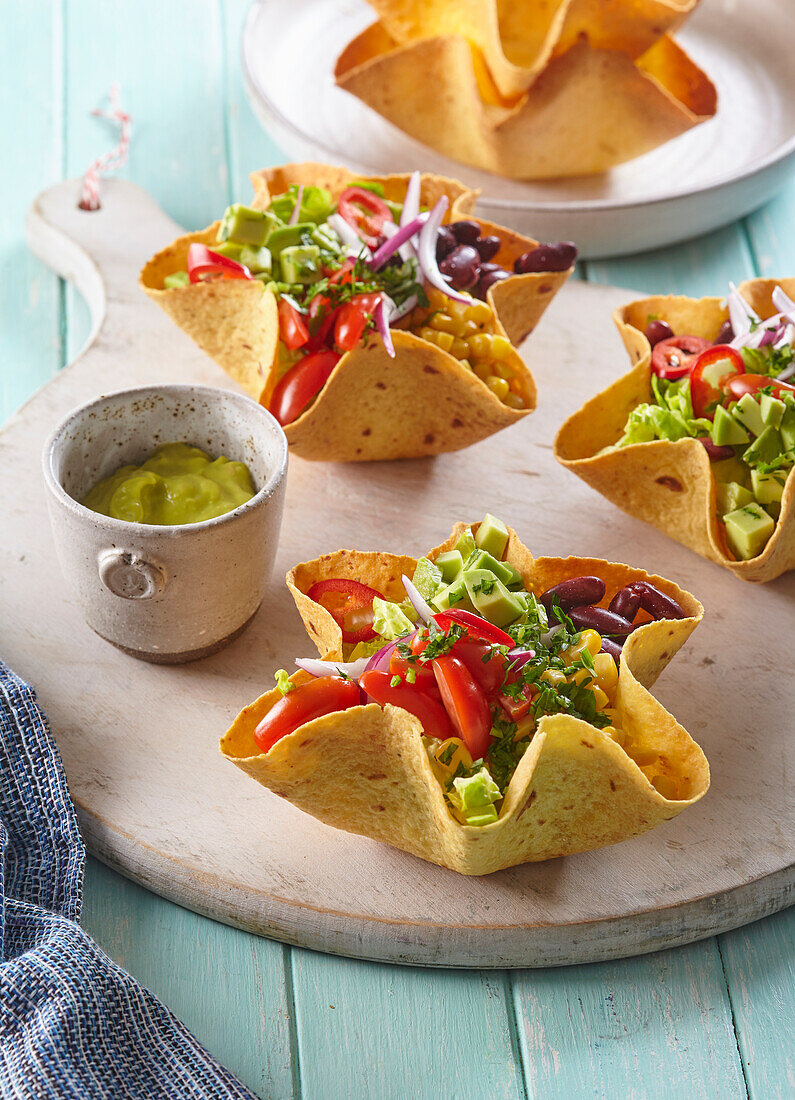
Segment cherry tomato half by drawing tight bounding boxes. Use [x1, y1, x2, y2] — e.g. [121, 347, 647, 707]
[433, 610, 514, 648]
[253, 676, 361, 753]
[689, 344, 745, 419]
[337, 187, 391, 248]
[187, 243, 253, 283]
[389, 651, 438, 693]
[269, 349, 340, 426]
[432, 654, 493, 760]
[306, 578, 385, 644]
[651, 335, 711, 379]
[359, 670, 453, 740]
[277, 298, 309, 350]
[453, 639, 507, 697]
[724, 373, 795, 402]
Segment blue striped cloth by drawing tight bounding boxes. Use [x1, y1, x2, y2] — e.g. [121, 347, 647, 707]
[0, 662, 259, 1099]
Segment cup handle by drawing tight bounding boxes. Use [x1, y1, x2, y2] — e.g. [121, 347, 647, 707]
[98, 549, 166, 600]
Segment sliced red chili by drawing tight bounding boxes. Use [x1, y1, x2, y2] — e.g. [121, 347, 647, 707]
[337, 187, 391, 248]
[187, 243, 253, 283]
[651, 335, 710, 379]
[306, 578, 385, 644]
[433, 610, 514, 647]
[689, 344, 745, 419]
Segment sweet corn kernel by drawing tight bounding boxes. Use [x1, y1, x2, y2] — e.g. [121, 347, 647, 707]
[419, 326, 437, 344]
[486, 376, 510, 399]
[473, 360, 492, 381]
[494, 361, 514, 381]
[468, 300, 493, 325]
[458, 358, 472, 371]
[446, 296, 475, 320]
[461, 318, 480, 337]
[541, 669, 566, 687]
[431, 329, 454, 352]
[504, 393, 525, 410]
[569, 667, 594, 686]
[432, 313, 458, 335]
[490, 335, 513, 360]
[467, 333, 491, 358]
[593, 652, 618, 694]
[606, 726, 627, 748]
[450, 337, 470, 359]
[591, 686, 610, 710]
[433, 737, 473, 775]
[651, 774, 679, 800]
[630, 748, 658, 767]
[566, 629, 602, 659]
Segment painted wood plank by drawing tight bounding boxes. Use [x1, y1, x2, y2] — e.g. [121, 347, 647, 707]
[290, 948, 526, 1100]
[743, 175, 795, 276]
[511, 940, 748, 1099]
[718, 907, 795, 1100]
[81, 857, 297, 1100]
[0, 0, 63, 422]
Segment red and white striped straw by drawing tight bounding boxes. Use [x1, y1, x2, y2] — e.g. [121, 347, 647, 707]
[79, 83, 132, 211]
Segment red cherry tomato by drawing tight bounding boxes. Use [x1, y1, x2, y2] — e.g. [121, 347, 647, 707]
[334, 300, 369, 352]
[723, 373, 795, 402]
[497, 686, 534, 722]
[359, 670, 453, 740]
[187, 243, 253, 283]
[689, 344, 746, 419]
[432, 654, 493, 760]
[337, 187, 391, 248]
[433, 610, 514, 648]
[306, 578, 385, 644]
[277, 298, 309, 350]
[269, 349, 340, 426]
[651, 335, 711, 379]
[327, 257, 356, 285]
[253, 676, 361, 753]
[453, 640, 507, 697]
[389, 650, 438, 693]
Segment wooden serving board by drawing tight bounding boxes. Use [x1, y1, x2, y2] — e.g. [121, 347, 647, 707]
[2, 179, 792, 968]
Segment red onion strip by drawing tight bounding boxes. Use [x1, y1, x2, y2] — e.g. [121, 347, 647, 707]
[417, 196, 471, 304]
[288, 185, 304, 226]
[294, 656, 370, 679]
[402, 575, 434, 622]
[373, 296, 395, 358]
[369, 214, 428, 270]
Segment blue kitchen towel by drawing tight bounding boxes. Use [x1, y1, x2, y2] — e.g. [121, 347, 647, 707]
[0, 662, 259, 1100]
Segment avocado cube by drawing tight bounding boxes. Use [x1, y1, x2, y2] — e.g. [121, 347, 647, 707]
[278, 244, 321, 285]
[717, 480, 753, 515]
[712, 404, 750, 446]
[711, 455, 749, 487]
[474, 514, 509, 560]
[733, 393, 766, 438]
[411, 557, 443, 600]
[237, 245, 272, 275]
[163, 271, 190, 289]
[431, 575, 473, 613]
[751, 468, 787, 504]
[266, 224, 315, 258]
[743, 426, 784, 467]
[466, 549, 518, 588]
[213, 241, 244, 262]
[218, 204, 278, 247]
[434, 550, 464, 585]
[760, 393, 786, 429]
[724, 503, 775, 561]
[780, 406, 795, 451]
[463, 569, 524, 627]
[454, 527, 476, 561]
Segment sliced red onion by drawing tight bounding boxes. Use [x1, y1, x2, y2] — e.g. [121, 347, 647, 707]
[772, 285, 795, 316]
[726, 282, 759, 342]
[402, 574, 435, 623]
[288, 185, 304, 226]
[386, 292, 419, 322]
[294, 656, 371, 679]
[280, 292, 307, 314]
[540, 624, 564, 647]
[363, 640, 398, 676]
[373, 296, 395, 358]
[370, 214, 429, 270]
[401, 171, 421, 228]
[777, 360, 795, 382]
[417, 196, 471, 304]
[759, 321, 786, 348]
[328, 212, 370, 254]
[506, 649, 536, 671]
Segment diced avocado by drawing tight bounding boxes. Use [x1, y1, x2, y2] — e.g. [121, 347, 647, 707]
[712, 404, 750, 446]
[431, 575, 474, 613]
[212, 241, 244, 262]
[454, 527, 476, 561]
[711, 455, 750, 487]
[474, 514, 509, 560]
[467, 549, 522, 589]
[723, 503, 775, 561]
[266, 224, 315, 258]
[412, 557, 443, 601]
[434, 550, 464, 585]
[163, 271, 189, 289]
[733, 392, 766, 438]
[780, 406, 795, 451]
[760, 393, 786, 429]
[277, 244, 321, 285]
[751, 468, 786, 504]
[463, 568, 524, 627]
[743, 426, 784, 467]
[717, 480, 753, 514]
[311, 223, 342, 252]
[238, 245, 272, 275]
[218, 204, 279, 248]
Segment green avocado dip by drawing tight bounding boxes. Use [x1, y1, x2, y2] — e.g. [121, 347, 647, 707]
[83, 442, 255, 525]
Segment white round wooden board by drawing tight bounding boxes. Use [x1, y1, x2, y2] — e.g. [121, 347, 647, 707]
[2, 179, 792, 969]
[241, 0, 795, 258]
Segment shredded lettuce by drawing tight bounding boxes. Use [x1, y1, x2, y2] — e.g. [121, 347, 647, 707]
[269, 185, 334, 226]
[447, 768, 501, 826]
[372, 597, 415, 640]
[617, 375, 712, 446]
[412, 557, 443, 601]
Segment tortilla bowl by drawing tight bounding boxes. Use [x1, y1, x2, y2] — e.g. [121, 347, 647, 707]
[335, 28, 716, 180]
[220, 522, 708, 875]
[140, 164, 571, 461]
[554, 278, 795, 582]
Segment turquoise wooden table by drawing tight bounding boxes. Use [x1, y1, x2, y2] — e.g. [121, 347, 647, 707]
[4, 3, 794, 1097]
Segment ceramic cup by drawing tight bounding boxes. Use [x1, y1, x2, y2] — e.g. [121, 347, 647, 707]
[43, 384, 288, 663]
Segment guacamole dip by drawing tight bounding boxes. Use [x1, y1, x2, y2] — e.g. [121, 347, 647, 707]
[83, 442, 255, 525]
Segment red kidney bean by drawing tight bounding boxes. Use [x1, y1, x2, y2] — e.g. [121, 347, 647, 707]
[599, 636, 624, 661]
[539, 576, 606, 612]
[644, 320, 674, 347]
[475, 235, 501, 262]
[513, 242, 578, 274]
[609, 587, 640, 622]
[439, 244, 481, 289]
[626, 581, 685, 620]
[715, 319, 734, 344]
[435, 226, 457, 262]
[474, 267, 511, 298]
[449, 220, 481, 246]
[698, 436, 735, 460]
[568, 606, 634, 636]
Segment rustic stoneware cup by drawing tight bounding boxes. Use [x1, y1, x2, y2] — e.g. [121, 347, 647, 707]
[43, 384, 288, 662]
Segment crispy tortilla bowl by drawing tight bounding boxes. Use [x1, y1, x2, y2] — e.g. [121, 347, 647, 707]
[335, 26, 716, 180]
[140, 164, 572, 462]
[220, 523, 708, 876]
[554, 278, 795, 583]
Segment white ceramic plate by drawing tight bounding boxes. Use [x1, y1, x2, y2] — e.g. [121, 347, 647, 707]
[241, 0, 795, 258]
